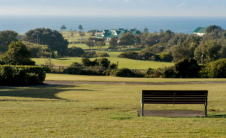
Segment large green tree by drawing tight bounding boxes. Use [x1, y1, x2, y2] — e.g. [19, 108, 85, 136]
[0, 30, 18, 52]
[109, 36, 118, 49]
[119, 32, 135, 47]
[194, 40, 222, 63]
[0, 41, 35, 65]
[25, 28, 69, 56]
[206, 25, 223, 33]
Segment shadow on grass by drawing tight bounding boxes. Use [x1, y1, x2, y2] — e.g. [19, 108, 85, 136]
[0, 86, 93, 100]
[207, 114, 226, 118]
[56, 58, 70, 60]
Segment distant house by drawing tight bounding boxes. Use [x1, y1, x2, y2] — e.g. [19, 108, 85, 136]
[97, 28, 142, 41]
[193, 27, 207, 36]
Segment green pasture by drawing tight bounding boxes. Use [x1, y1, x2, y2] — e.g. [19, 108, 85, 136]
[0, 80, 226, 137]
[46, 73, 226, 82]
[68, 43, 109, 49]
[32, 57, 174, 69]
[60, 31, 91, 42]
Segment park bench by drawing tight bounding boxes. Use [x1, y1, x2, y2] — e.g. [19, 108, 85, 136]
[140, 90, 208, 117]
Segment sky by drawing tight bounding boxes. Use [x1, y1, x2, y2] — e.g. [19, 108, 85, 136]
[0, 0, 226, 17]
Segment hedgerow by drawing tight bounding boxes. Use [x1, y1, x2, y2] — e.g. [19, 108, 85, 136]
[0, 65, 46, 86]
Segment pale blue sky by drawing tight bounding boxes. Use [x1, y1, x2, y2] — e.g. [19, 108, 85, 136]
[0, 0, 226, 16]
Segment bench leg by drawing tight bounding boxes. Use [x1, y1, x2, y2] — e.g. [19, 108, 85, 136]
[205, 104, 207, 117]
[140, 100, 144, 117]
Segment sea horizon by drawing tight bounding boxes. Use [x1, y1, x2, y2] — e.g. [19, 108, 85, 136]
[1, 15, 226, 34]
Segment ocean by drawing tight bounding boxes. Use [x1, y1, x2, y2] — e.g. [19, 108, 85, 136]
[1, 15, 226, 34]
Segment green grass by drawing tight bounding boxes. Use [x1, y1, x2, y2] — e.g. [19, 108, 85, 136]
[46, 73, 226, 82]
[61, 31, 91, 41]
[32, 57, 174, 69]
[0, 82, 226, 137]
[68, 43, 109, 49]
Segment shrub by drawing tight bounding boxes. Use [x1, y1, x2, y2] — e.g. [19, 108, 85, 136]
[63, 67, 81, 74]
[116, 68, 134, 77]
[162, 66, 176, 78]
[118, 51, 138, 59]
[68, 46, 85, 57]
[159, 52, 173, 62]
[174, 58, 201, 78]
[0, 65, 46, 86]
[206, 58, 226, 78]
[145, 68, 163, 78]
[94, 52, 110, 57]
[109, 63, 118, 69]
[98, 58, 110, 68]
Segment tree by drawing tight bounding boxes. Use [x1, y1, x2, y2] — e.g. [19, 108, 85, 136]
[165, 30, 172, 36]
[78, 25, 83, 32]
[85, 38, 95, 50]
[194, 40, 222, 63]
[119, 32, 135, 47]
[207, 58, 226, 78]
[97, 41, 105, 49]
[144, 27, 148, 33]
[0, 41, 35, 65]
[174, 58, 201, 78]
[109, 36, 118, 49]
[79, 32, 85, 40]
[172, 45, 192, 62]
[0, 30, 18, 52]
[68, 46, 85, 57]
[25, 28, 69, 56]
[206, 25, 223, 34]
[60, 25, 66, 31]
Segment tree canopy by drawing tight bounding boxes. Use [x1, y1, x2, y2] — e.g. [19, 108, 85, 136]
[0, 41, 35, 65]
[25, 28, 69, 56]
[0, 30, 18, 52]
[206, 25, 223, 33]
[109, 36, 118, 49]
[78, 25, 83, 32]
[60, 25, 67, 31]
[119, 32, 135, 46]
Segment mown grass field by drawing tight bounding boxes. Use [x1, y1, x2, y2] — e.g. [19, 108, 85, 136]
[45, 73, 226, 82]
[32, 56, 174, 69]
[0, 79, 226, 137]
[61, 31, 91, 41]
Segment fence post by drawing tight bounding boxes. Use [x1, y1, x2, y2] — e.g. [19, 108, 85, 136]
[59, 66, 61, 72]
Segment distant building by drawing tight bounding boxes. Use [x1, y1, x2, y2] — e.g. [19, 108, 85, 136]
[193, 27, 207, 36]
[97, 28, 142, 41]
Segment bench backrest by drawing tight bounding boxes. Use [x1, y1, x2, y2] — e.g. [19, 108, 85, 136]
[142, 90, 208, 104]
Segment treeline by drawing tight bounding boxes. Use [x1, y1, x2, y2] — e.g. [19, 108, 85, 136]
[116, 25, 226, 63]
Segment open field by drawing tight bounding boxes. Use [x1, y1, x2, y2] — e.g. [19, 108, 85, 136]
[32, 57, 174, 69]
[61, 31, 91, 41]
[68, 43, 109, 49]
[45, 73, 226, 82]
[0, 81, 226, 137]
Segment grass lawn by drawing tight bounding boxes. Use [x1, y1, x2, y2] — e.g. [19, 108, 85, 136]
[61, 31, 91, 41]
[46, 73, 226, 82]
[32, 57, 174, 69]
[68, 43, 109, 49]
[0, 82, 226, 137]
